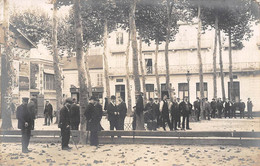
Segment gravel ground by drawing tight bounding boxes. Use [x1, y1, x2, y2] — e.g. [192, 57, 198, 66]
[1, 143, 260, 166]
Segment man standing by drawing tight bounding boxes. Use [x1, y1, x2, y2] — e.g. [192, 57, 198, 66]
[117, 96, 127, 130]
[204, 98, 211, 120]
[176, 98, 181, 128]
[107, 95, 119, 131]
[152, 97, 160, 128]
[159, 95, 172, 131]
[216, 98, 223, 118]
[193, 97, 200, 121]
[59, 98, 73, 150]
[85, 96, 96, 131]
[179, 97, 192, 130]
[70, 98, 80, 130]
[239, 99, 245, 118]
[44, 100, 53, 126]
[86, 98, 103, 146]
[170, 97, 180, 130]
[27, 98, 37, 130]
[16, 97, 32, 153]
[247, 98, 253, 119]
[224, 99, 232, 118]
[210, 98, 217, 118]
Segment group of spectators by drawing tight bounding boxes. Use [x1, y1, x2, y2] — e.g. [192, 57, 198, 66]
[194, 97, 254, 120]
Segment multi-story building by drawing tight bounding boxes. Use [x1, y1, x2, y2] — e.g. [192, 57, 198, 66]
[62, 53, 104, 104]
[102, 22, 260, 111]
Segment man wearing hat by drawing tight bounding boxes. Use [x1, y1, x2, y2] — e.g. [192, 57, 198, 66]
[87, 97, 103, 146]
[44, 100, 53, 126]
[152, 97, 160, 128]
[117, 96, 127, 130]
[16, 97, 32, 153]
[193, 97, 200, 121]
[59, 98, 73, 150]
[107, 95, 119, 132]
[210, 98, 217, 118]
[27, 98, 37, 130]
[70, 98, 80, 130]
[85, 96, 96, 131]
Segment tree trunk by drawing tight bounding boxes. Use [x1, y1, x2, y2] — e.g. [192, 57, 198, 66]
[130, 0, 143, 130]
[125, 31, 132, 116]
[197, 6, 205, 119]
[1, 0, 13, 129]
[103, 19, 110, 99]
[130, 0, 141, 95]
[165, 0, 173, 100]
[74, 0, 88, 144]
[228, 29, 233, 101]
[155, 39, 161, 100]
[213, 15, 218, 99]
[84, 46, 92, 97]
[218, 30, 226, 100]
[52, 1, 63, 124]
[139, 38, 146, 103]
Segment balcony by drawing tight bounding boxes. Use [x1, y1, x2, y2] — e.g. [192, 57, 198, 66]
[108, 62, 260, 76]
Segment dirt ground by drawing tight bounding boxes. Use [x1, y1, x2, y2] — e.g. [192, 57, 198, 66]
[0, 143, 260, 166]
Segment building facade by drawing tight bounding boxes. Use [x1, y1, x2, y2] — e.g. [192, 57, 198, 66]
[101, 22, 260, 111]
[62, 54, 104, 104]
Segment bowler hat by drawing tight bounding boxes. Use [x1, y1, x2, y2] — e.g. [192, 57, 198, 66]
[111, 95, 116, 100]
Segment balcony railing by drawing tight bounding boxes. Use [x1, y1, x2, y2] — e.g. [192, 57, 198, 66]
[108, 62, 260, 76]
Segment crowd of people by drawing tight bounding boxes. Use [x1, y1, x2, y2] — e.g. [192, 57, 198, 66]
[15, 94, 254, 152]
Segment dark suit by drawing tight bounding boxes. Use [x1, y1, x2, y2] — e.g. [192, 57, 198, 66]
[239, 102, 245, 118]
[247, 101, 253, 118]
[70, 103, 80, 130]
[179, 101, 192, 129]
[86, 103, 103, 146]
[224, 101, 231, 118]
[44, 103, 53, 125]
[170, 101, 179, 130]
[16, 104, 32, 152]
[85, 103, 95, 131]
[59, 105, 70, 149]
[152, 103, 160, 128]
[210, 100, 217, 118]
[161, 100, 172, 131]
[193, 100, 200, 121]
[217, 101, 223, 118]
[27, 101, 36, 130]
[107, 102, 119, 131]
[117, 101, 127, 130]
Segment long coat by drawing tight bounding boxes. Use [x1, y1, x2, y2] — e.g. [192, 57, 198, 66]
[27, 101, 36, 120]
[89, 103, 103, 132]
[44, 103, 53, 116]
[85, 103, 95, 131]
[16, 104, 32, 130]
[170, 101, 180, 118]
[118, 101, 127, 119]
[70, 103, 80, 125]
[107, 102, 119, 122]
[59, 106, 70, 129]
[179, 101, 192, 116]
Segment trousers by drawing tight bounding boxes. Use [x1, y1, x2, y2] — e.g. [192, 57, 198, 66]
[21, 129, 31, 152]
[61, 127, 70, 148]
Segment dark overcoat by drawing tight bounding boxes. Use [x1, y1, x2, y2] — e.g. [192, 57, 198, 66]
[16, 104, 32, 130]
[107, 102, 119, 122]
[59, 106, 70, 129]
[89, 103, 103, 132]
[70, 103, 80, 125]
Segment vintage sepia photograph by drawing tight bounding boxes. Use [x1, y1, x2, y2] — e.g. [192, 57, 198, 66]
[0, 0, 260, 165]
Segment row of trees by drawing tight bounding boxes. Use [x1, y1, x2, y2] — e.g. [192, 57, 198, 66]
[1, 0, 259, 141]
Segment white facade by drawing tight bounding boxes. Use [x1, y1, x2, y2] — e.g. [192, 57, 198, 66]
[101, 23, 260, 111]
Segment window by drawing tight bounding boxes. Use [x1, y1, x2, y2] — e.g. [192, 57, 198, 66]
[196, 82, 208, 98]
[97, 74, 103, 86]
[178, 83, 188, 100]
[146, 84, 154, 99]
[115, 85, 125, 101]
[228, 82, 240, 102]
[161, 84, 169, 99]
[44, 73, 55, 90]
[116, 32, 124, 45]
[145, 59, 153, 74]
